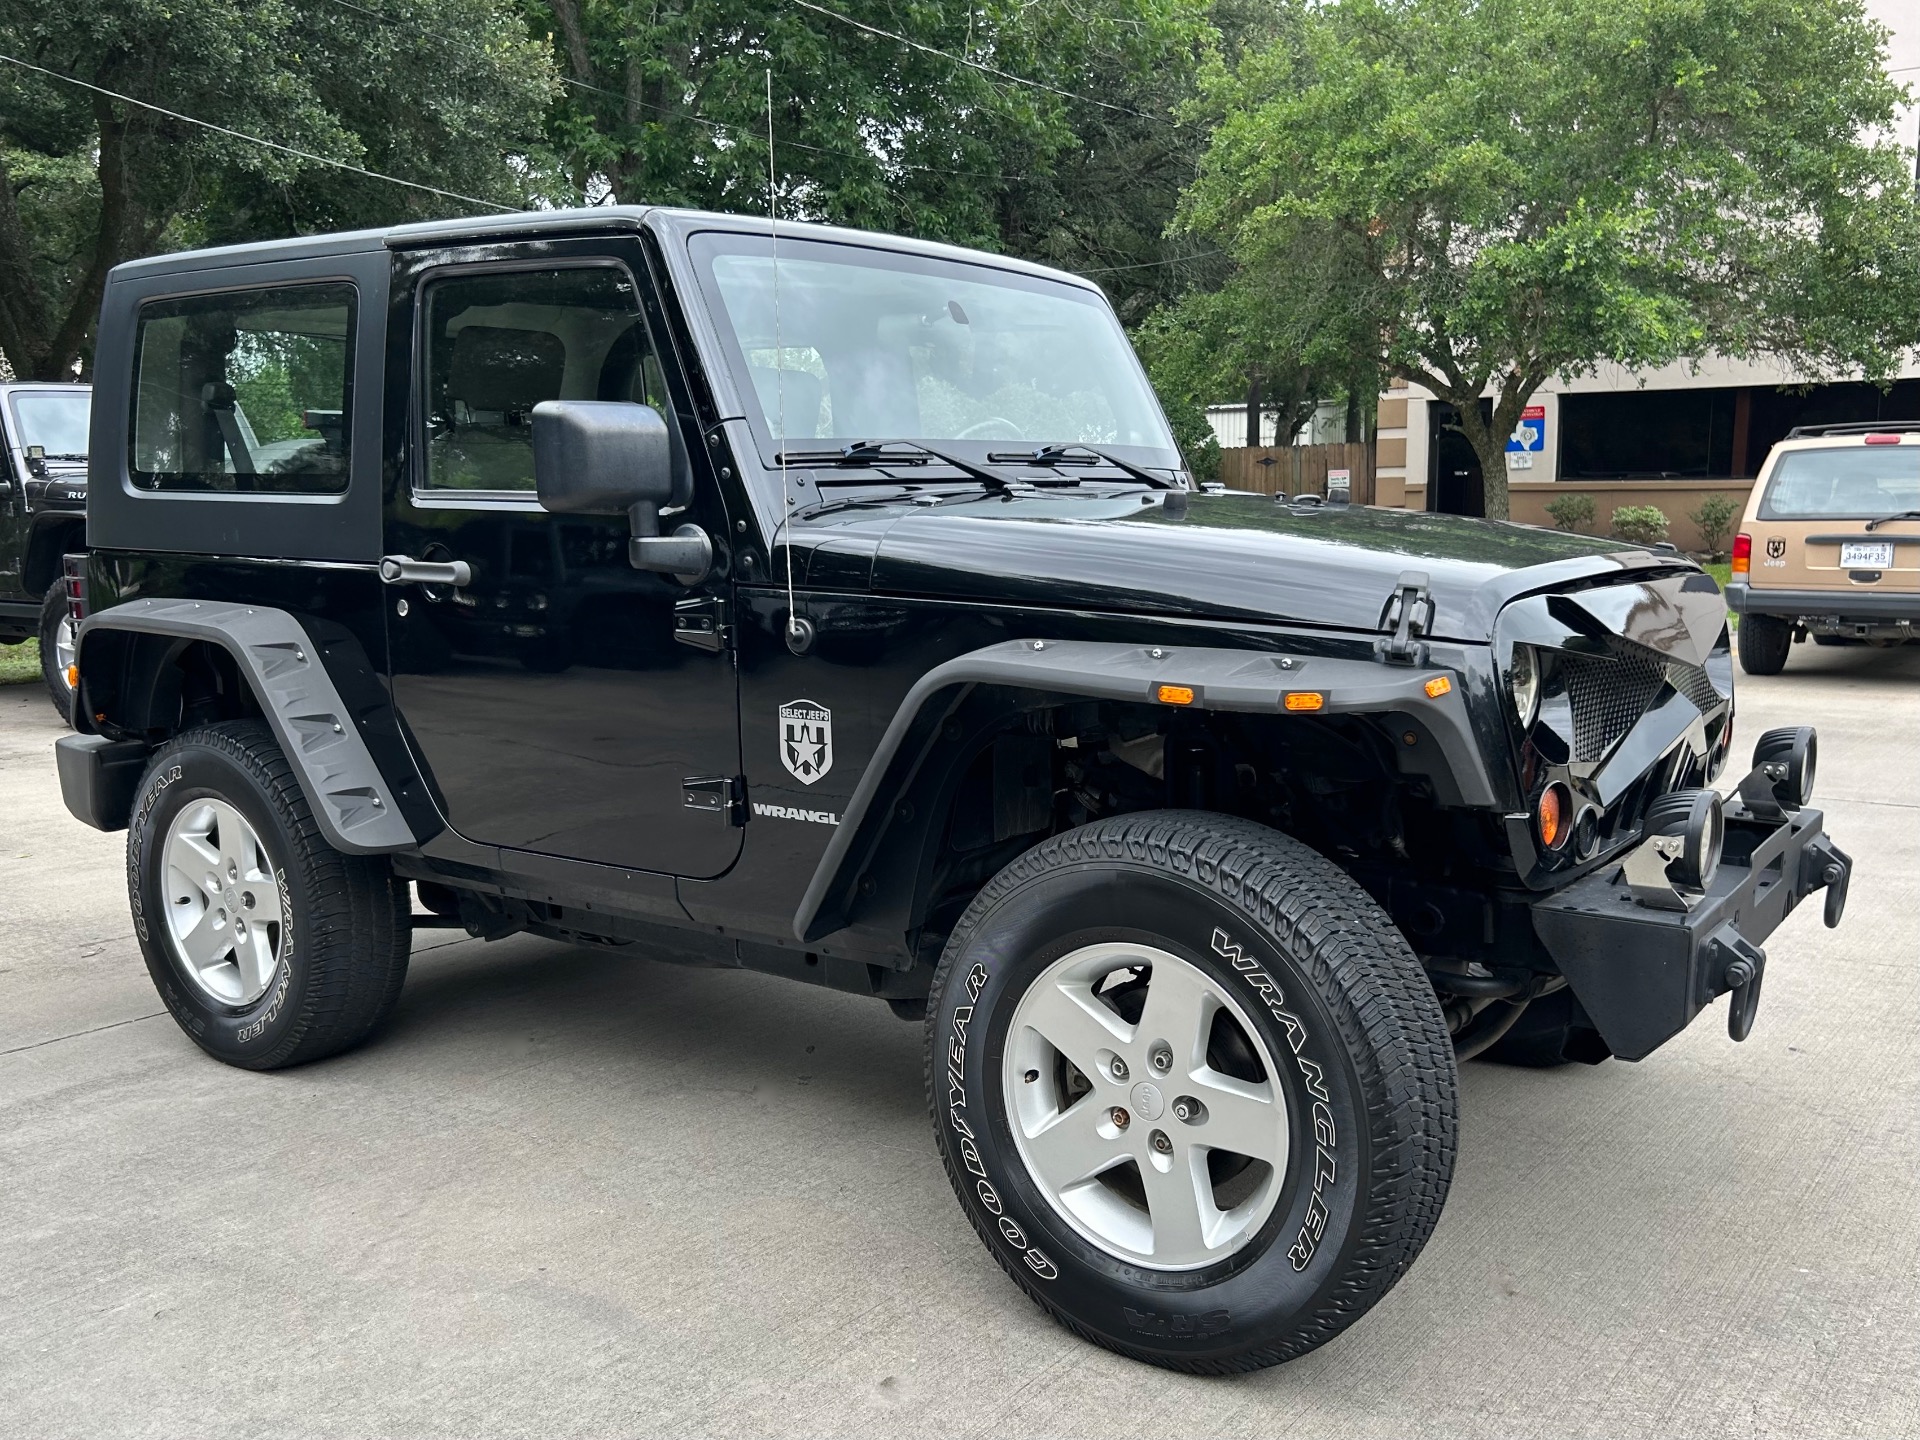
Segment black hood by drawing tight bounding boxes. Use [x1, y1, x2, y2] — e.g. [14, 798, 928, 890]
[801, 491, 1677, 643]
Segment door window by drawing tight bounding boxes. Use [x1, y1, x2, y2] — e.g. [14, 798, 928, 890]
[419, 265, 667, 494]
[130, 284, 355, 493]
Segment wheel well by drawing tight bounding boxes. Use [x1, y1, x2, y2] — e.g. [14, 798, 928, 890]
[24, 521, 85, 595]
[78, 632, 264, 740]
[841, 692, 1513, 971]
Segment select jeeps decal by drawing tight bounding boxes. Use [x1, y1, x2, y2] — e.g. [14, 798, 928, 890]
[750, 802, 839, 826]
[1764, 536, 1788, 566]
[1210, 927, 1338, 1273]
[778, 699, 833, 785]
[948, 961, 1057, 1282]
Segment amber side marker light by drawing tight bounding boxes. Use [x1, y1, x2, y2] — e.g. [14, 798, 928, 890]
[66, 665, 79, 689]
[1423, 675, 1452, 699]
[1156, 683, 1195, 706]
[1731, 533, 1752, 575]
[1283, 691, 1325, 712]
[1537, 784, 1570, 850]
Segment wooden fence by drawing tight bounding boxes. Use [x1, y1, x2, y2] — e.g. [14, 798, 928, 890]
[1218, 443, 1374, 504]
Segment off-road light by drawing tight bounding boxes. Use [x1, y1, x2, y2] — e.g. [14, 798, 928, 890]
[1753, 726, 1817, 807]
[1283, 691, 1325, 712]
[1156, 683, 1195, 706]
[1731, 534, 1752, 575]
[1536, 782, 1571, 850]
[1643, 788, 1725, 891]
[1507, 644, 1540, 727]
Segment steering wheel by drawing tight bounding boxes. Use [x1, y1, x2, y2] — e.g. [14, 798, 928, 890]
[954, 416, 1023, 441]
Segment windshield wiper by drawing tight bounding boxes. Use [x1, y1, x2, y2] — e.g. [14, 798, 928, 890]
[987, 443, 1179, 490]
[776, 439, 1031, 494]
[1864, 509, 1920, 531]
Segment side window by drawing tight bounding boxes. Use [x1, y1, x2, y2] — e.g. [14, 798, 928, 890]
[420, 265, 665, 494]
[131, 284, 355, 494]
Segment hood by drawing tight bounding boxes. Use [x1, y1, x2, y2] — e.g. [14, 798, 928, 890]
[827, 491, 1674, 642]
[23, 459, 88, 510]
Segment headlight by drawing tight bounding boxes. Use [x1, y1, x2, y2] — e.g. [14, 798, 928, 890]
[1507, 644, 1540, 727]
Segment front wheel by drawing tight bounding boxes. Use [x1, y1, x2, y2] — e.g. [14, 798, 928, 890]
[928, 812, 1458, 1372]
[38, 581, 75, 723]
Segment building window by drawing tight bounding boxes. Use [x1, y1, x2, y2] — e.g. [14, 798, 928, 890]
[1559, 389, 1737, 480]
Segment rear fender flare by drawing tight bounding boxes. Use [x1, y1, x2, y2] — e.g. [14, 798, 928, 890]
[792, 638, 1496, 944]
[75, 599, 421, 854]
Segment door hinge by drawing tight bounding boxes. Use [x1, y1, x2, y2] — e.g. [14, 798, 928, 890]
[683, 774, 747, 826]
[673, 594, 732, 653]
[1375, 571, 1434, 666]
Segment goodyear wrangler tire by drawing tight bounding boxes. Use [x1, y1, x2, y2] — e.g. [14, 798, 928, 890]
[927, 810, 1457, 1373]
[127, 720, 411, 1070]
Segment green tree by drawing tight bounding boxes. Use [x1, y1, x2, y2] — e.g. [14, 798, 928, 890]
[1179, 0, 1920, 519]
[0, 0, 556, 379]
[526, 0, 1216, 308]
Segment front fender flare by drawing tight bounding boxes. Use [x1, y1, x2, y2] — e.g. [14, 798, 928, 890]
[75, 599, 418, 853]
[792, 638, 1495, 943]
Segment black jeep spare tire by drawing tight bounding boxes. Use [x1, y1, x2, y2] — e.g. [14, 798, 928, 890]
[928, 811, 1458, 1373]
[127, 720, 411, 1069]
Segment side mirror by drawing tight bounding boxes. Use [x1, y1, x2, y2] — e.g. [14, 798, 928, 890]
[532, 400, 711, 584]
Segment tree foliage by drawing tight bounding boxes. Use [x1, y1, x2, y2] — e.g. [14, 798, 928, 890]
[0, 0, 556, 378]
[1178, 0, 1920, 518]
[528, 0, 1219, 318]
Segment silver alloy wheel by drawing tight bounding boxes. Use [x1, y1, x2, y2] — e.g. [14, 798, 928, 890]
[161, 798, 286, 1006]
[52, 611, 76, 687]
[1002, 942, 1291, 1271]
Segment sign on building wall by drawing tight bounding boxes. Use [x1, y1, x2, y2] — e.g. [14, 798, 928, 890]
[1506, 404, 1546, 470]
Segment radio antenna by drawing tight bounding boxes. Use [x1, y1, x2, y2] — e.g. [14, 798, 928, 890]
[767, 67, 800, 646]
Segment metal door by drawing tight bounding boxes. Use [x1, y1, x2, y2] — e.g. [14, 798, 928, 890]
[380, 244, 741, 877]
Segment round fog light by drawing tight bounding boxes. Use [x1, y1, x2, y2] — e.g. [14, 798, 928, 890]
[1752, 725, 1816, 808]
[1643, 788, 1725, 891]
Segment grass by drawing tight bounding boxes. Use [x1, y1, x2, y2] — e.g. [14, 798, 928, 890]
[0, 638, 42, 686]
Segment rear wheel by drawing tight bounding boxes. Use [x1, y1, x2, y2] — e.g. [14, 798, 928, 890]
[127, 720, 410, 1069]
[928, 811, 1457, 1372]
[38, 581, 75, 723]
[1737, 614, 1791, 675]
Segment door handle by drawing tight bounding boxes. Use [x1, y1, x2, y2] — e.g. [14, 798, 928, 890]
[380, 555, 471, 587]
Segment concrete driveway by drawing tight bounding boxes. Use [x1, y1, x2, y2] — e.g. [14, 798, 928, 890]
[1, 646, 1915, 1439]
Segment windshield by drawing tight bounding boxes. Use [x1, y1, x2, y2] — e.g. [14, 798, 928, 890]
[1760, 445, 1920, 519]
[691, 233, 1176, 460]
[9, 390, 90, 459]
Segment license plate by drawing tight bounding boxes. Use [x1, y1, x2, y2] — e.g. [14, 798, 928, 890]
[1840, 541, 1894, 568]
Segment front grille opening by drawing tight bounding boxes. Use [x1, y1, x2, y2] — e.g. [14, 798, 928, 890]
[1556, 641, 1721, 763]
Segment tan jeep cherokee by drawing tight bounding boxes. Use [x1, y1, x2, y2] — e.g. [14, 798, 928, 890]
[1728, 421, 1920, 674]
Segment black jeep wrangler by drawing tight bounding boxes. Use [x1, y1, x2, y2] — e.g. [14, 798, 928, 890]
[0, 380, 91, 717]
[56, 208, 1850, 1373]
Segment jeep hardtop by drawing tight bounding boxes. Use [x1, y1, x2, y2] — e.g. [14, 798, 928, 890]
[54, 206, 1850, 1372]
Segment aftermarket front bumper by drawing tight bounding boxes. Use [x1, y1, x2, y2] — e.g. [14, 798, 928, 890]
[1530, 800, 1851, 1061]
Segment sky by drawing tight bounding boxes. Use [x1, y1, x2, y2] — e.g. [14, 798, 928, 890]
[1865, 0, 1918, 158]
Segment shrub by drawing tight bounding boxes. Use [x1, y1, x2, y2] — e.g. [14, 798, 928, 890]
[1545, 492, 1596, 531]
[1610, 504, 1670, 547]
[1690, 493, 1739, 559]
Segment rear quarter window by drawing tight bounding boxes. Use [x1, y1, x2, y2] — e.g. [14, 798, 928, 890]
[1758, 446, 1920, 520]
[130, 283, 356, 494]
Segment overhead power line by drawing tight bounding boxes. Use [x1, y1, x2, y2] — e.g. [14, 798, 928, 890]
[311, 0, 1020, 185]
[788, 0, 1170, 123]
[0, 51, 511, 211]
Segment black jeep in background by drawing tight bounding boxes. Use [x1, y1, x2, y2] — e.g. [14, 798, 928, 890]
[52, 208, 1849, 1373]
[0, 381, 89, 717]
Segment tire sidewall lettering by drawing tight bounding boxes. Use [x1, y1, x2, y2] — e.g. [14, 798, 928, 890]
[935, 861, 1368, 1354]
[129, 743, 305, 1059]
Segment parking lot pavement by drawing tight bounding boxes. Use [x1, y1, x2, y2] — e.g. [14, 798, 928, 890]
[1, 648, 1915, 1440]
